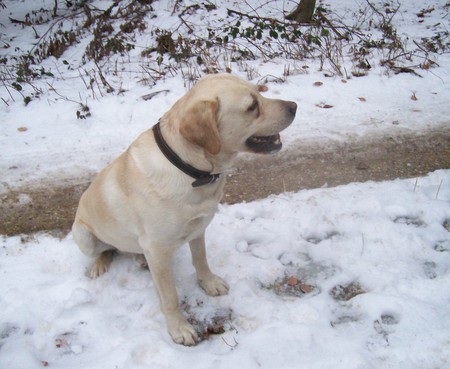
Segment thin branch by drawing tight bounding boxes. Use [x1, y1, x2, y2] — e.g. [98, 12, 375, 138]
[1, 74, 16, 102]
[46, 82, 83, 105]
[171, 0, 182, 16]
[316, 9, 345, 39]
[178, 15, 194, 33]
[227, 8, 293, 26]
[94, 61, 114, 93]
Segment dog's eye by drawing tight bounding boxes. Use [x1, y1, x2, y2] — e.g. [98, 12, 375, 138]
[247, 99, 259, 113]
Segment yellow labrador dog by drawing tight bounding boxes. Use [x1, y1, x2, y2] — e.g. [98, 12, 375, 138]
[72, 73, 297, 345]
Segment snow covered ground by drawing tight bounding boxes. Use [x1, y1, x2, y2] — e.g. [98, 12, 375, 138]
[1, 169, 450, 368]
[1, 1, 450, 367]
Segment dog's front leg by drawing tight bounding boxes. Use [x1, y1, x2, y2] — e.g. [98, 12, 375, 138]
[143, 247, 198, 346]
[189, 234, 229, 296]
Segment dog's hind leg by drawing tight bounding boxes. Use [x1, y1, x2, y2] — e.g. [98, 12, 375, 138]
[72, 219, 115, 278]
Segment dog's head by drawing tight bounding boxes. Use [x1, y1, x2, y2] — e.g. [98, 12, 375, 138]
[166, 74, 297, 156]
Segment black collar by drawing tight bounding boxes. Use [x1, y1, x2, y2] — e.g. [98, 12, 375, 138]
[152, 122, 221, 188]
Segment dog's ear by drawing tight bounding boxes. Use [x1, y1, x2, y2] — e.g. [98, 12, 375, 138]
[180, 100, 221, 155]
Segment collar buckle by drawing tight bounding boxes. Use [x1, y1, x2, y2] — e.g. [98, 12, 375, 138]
[191, 174, 221, 188]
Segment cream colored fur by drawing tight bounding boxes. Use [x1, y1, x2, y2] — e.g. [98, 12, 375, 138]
[72, 74, 296, 345]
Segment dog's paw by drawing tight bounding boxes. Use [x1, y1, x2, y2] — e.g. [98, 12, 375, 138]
[133, 254, 148, 269]
[167, 316, 198, 346]
[199, 274, 229, 296]
[90, 262, 109, 279]
[89, 251, 113, 279]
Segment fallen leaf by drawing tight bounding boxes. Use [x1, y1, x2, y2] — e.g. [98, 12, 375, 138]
[17, 126, 28, 132]
[358, 97, 367, 102]
[287, 276, 298, 286]
[411, 92, 418, 101]
[341, 79, 348, 84]
[351, 71, 368, 77]
[313, 81, 323, 87]
[299, 283, 314, 293]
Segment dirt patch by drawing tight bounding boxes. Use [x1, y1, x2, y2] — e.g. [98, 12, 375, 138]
[224, 129, 450, 203]
[1, 129, 449, 236]
[1, 182, 86, 236]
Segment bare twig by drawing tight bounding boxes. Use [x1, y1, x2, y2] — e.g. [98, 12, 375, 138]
[227, 8, 292, 26]
[171, 0, 182, 16]
[178, 15, 194, 33]
[221, 335, 239, 349]
[435, 179, 443, 200]
[1, 74, 16, 102]
[316, 9, 345, 39]
[46, 82, 85, 105]
[94, 61, 114, 93]
[365, 0, 401, 27]
[141, 90, 170, 101]
[53, 0, 58, 17]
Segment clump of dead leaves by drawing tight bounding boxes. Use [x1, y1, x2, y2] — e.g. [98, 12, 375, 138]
[271, 275, 318, 297]
[181, 299, 233, 343]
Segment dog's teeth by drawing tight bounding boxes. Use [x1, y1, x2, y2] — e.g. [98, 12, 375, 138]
[249, 135, 281, 145]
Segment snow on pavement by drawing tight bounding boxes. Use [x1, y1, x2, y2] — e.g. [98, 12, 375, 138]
[1, 169, 449, 369]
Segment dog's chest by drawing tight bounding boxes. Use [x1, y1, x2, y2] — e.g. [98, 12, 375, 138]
[136, 177, 225, 247]
[176, 196, 219, 241]
[181, 213, 213, 241]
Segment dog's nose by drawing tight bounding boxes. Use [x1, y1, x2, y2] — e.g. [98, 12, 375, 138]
[288, 101, 297, 116]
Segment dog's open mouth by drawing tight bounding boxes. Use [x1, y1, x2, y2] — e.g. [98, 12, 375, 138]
[245, 133, 282, 153]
